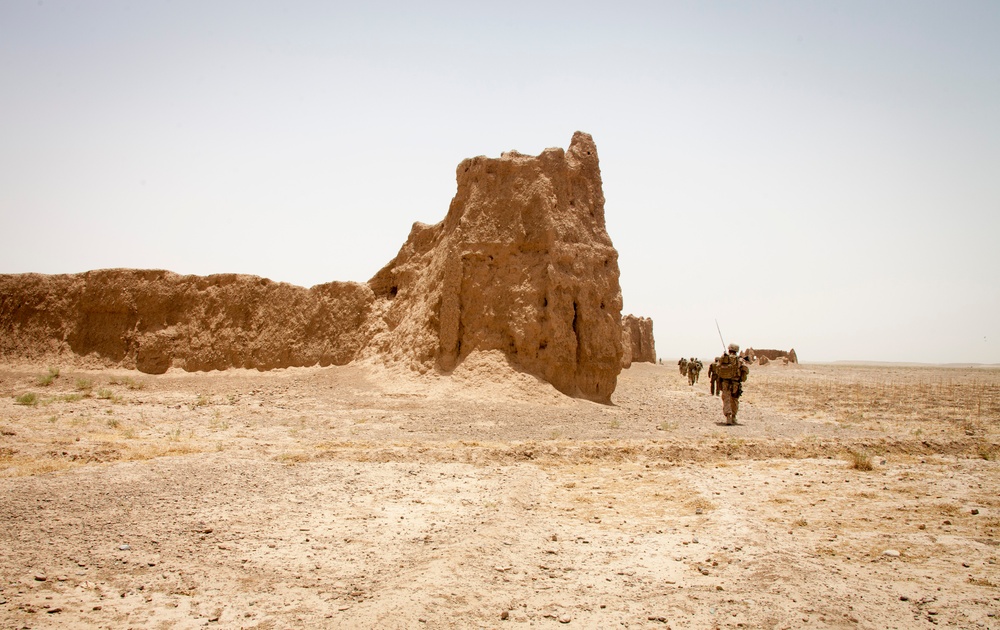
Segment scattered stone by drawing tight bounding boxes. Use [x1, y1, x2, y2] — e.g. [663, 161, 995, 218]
[34, 574, 47, 581]
[884, 550, 901, 558]
[500, 610, 509, 620]
[558, 614, 572, 623]
[900, 596, 909, 601]
[971, 509, 979, 515]
[118, 544, 131, 551]
[695, 508, 703, 515]
[46, 607, 62, 614]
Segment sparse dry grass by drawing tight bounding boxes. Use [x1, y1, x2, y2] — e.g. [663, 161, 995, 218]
[848, 450, 874, 471]
[749, 365, 1000, 436]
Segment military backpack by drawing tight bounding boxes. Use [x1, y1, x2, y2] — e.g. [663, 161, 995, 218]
[716, 353, 745, 381]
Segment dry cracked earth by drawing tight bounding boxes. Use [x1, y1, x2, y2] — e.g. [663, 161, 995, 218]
[1, 355, 998, 629]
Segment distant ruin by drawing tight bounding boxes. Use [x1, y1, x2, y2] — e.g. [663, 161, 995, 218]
[0, 132, 634, 403]
[742, 347, 798, 365]
[621, 315, 655, 367]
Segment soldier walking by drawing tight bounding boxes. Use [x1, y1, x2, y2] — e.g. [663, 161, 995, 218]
[716, 343, 749, 424]
[708, 357, 720, 396]
[678, 357, 688, 376]
[687, 357, 702, 385]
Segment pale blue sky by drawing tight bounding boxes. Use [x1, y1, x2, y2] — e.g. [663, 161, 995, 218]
[2, 1, 998, 364]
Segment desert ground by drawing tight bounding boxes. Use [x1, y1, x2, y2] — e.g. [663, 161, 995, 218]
[1, 355, 998, 629]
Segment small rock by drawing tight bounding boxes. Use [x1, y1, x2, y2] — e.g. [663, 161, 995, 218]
[119, 544, 131, 551]
[558, 614, 571, 623]
[884, 549, 901, 557]
[695, 508, 703, 515]
[34, 574, 47, 581]
[971, 509, 979, 515]
[900, 595, 909, 601]
[500, 610, 509, 620]
[46, 607, 62, 614]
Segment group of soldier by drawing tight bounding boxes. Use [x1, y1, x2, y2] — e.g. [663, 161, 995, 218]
[678, 344, 750, 425]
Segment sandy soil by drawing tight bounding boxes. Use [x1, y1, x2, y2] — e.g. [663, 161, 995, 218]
[1, 356, 998, 629]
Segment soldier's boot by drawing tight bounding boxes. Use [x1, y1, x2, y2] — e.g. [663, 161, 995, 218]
[729, 415, 737, 425]
[724, 414, 733, 424]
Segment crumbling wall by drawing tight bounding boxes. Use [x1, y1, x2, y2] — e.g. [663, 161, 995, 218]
[367, 132, 623, 402]
[0, 270, 377, 374]
[743, 347, 798, 364]
[0, 132, 625, 402]
[621, 315, 655, 368]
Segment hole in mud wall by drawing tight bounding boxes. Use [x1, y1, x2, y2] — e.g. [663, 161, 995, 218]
[389, 286, 398, 298]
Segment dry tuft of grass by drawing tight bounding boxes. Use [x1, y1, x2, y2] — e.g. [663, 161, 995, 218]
[274, 451, 312, 464]
[36, 368, 60, 387]
[848, 450, 874, 471]
[15, 392, 38, 406]
[109, 376, 145, 390]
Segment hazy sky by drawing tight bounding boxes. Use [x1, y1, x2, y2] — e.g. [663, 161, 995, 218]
[2, 1, 998, 364]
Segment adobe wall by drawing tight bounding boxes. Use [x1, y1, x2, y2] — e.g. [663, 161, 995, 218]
[0, 132, 625, 403]
[621, 315, 656, 367]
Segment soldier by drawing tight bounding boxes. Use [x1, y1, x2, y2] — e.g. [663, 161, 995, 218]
[716, 343, 749, 424]
[678, 357, 688, 377]
[708, 357, 720, 396]
[687, 357, 702, 385]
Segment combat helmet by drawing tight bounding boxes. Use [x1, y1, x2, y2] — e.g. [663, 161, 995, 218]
[728, 343, 739, 353]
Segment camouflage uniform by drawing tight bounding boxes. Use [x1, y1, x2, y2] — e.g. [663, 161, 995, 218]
[687, 357, 702, 385]
[708, 358, 720, 396]
[718, 344, 749, 424]
[678, 358, 688, 376]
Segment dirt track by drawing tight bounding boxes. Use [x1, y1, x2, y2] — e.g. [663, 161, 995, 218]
[1, 358, 998, 629]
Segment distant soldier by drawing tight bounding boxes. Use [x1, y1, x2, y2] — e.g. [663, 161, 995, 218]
[678, 357, 688, 376]
[687, 357, 702, 386]
[716, 343, 750, 425]
[708, 357, 721, 396]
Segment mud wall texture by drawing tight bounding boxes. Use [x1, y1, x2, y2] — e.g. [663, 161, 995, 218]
[743, 348, 798, 364]
[621, 315, 656, 368]
[0, 132, 625, 402]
